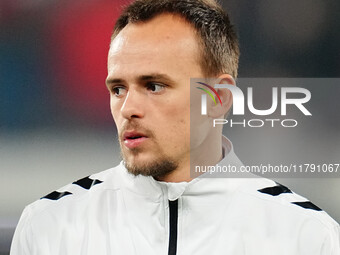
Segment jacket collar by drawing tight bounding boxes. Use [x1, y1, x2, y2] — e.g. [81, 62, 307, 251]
[119, 136, 245, 202]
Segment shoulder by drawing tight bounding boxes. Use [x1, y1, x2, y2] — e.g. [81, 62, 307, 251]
[22, 164, 125, 221]
[221, 177, 340, 254]
[11, 164, 126, 253]
[236, 177, 339, 231]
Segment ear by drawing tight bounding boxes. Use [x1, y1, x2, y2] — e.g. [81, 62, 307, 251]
[208, 74, 236, 118]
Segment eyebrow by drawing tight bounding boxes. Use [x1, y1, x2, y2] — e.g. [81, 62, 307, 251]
[105, 73, 176, 87]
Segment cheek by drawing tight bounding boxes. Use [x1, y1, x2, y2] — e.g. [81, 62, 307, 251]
[162, 98, 190, 125]
[110, 104, 116, 120]
[159, 102, 190, 143]
[109, 96, 115, 113]
[110, 99, 121, 125]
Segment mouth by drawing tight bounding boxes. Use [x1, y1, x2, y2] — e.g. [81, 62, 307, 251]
[123, 131, 148, 149]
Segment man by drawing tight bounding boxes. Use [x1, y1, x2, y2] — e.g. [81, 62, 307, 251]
[11, 0, 340, 254]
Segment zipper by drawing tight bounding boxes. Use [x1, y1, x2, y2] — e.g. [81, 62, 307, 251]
[168, 199, 178, 255]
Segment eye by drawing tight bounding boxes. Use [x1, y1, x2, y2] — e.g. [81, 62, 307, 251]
[146, 82, 166, 93]
[111, 86, 127, 97]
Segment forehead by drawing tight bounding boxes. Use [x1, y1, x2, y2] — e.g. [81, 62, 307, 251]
[108, 14, 202, 78]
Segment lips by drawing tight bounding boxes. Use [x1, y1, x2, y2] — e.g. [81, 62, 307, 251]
[123, 131, 148, 149]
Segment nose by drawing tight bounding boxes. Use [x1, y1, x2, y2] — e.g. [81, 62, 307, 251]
[120, 90, 145, 119]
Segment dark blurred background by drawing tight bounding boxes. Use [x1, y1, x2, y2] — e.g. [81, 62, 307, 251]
[1, 0, 339, 253]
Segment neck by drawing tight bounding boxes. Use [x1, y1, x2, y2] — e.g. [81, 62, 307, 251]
[156, 131, 223, 183]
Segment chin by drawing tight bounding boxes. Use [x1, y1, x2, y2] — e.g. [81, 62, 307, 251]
[123, 155, 178, 178]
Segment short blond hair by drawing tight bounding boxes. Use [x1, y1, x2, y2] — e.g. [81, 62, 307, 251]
[111, 0, 240, 78]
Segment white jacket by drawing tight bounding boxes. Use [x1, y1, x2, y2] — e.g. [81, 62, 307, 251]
[11, 138, 340, 255]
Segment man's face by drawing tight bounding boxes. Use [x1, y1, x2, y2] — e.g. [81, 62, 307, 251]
[106, 14, 204, 178]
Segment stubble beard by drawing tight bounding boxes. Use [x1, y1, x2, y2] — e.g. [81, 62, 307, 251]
[118, 121, 179, 179]
[123, 153, 178, 179]
[121, 147, 178, 179]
